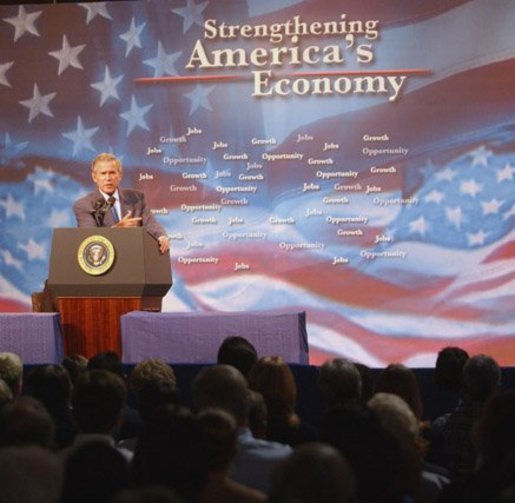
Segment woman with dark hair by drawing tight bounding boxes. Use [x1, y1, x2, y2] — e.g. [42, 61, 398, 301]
[247, 356, 317, 447]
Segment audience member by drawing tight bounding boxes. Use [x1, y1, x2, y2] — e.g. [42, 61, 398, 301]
[61, 440, 129, 503]
[248, 355, 317, 447]
[368, 392, 450, 503]
[317, 357, 362, 412]
[63, 368, 131, 461]
[439, 390, 515, 503]
[442, 353, 501, 478]
[88, 351, 143, 440]
[191, 364, 292, 493]
[25, 364, 77, 448]
[268, 442, 356, 503]
[0, 351, 23, 395]
[355, 362, 375, 405]
[197, 408, 266, 502]
[62, 354, 88, 385]
[321, 403, 420, 503]
[374, 363, 424, 421]
[217, 336, 258, 379]
[248, 390, 268, 440]
[0, 445, 63, 503]
[129, 358, 177, 398]
[433, 346, 469, 418]
[130, 404, 208, 502]
[0, 378, 13, 410]
[0, 395, 55, 448]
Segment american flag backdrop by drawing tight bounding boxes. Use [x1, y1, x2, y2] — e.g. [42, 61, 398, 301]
[0, 0, 514, 366]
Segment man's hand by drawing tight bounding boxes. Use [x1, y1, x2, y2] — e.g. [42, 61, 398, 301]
[158, 235, 170, 254]
[114, 210, 142, 228]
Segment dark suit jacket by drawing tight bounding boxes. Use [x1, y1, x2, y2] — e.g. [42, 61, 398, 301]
[72, 189, 166, 240]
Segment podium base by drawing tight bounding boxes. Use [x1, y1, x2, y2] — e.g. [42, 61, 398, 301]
[57, 297, 161, 358]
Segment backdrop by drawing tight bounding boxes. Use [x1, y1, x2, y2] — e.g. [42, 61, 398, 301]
[0, 0, 514, 366]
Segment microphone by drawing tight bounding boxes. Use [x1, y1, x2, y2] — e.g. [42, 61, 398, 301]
[91, 197, 111, 226]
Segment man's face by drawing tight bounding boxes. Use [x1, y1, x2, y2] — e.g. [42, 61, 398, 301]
[92, 160, 122, 195]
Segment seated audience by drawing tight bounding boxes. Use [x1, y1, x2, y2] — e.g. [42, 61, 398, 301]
[62, 354, 88, 386]
[321, 403, 420, 502]
[268, 442, 356, 503]
[374, 362, 424, 421]
[368, 392, 450, 503]
[61, 440, 129, 503]
[130, 403, 208, 502]
[247, 355, 317, 447]
[439, 390, 515, 503]
[88, 351, 143, 440]
[197, 408, 266, 502]
[0, 395, 55, 449]
[0, 351, 23, 396]
[0, 446, 63, 503]
[317, 357, 362, 412]
[217, 336, 258, 379]
[191, 364, 292, 493]
[63, 368, 132, 461]
[442, 353, 501, 478]
[25, 364, 77, 448]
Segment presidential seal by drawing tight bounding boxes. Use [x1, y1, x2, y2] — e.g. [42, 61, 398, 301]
[77, 235, 115, 276]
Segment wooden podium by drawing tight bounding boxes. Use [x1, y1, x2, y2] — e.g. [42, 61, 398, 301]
[47, 228, 172, 357]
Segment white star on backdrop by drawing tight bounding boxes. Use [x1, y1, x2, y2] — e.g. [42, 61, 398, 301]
[172, 0, 208, 33]
[445, 206, 463, 230]
[467, 229, 488, 247]
[49, 35, 86, 76]
[91, 65, 124, 106]
[62, 116, 99, 157]
[80, 2, 112, 24]
[18, 238, 46, 261]
[470, 146, 492, 168]
[185, 84, 215, 115]
[3, 5, 41, 42]
[480, 198, 504, 216]
[0, 61, 14, 87]
[120, 95, 153, 135]
[48, 208, 72, 228]
[423, 189, 444, 204]
[0, 133, 29, 160]
[435, 167, 456, 182]
[0, 250, 23, 271]
[18, 83, 56, 123]
[496, 163, 515, 182]
[120, 17, 146, 57]
[28, 167, 55, 194]
[409, 216, 428, 236]
[144, 42, 181, 77]
[460, 178, 482, 198]
[0, 193, 25, 220]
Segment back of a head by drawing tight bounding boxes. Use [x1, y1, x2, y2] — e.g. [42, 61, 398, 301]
[130, 359, 176, 395]
[197, 407, 237, 473]
[0, 378, 13, 410]
[26, 364, 72, 414]
[62, 354, 88, 385]
[72, 369, 126, 434]
[318, 358, 362, 409]
[269, 442, 355, 503]
[247, 355, 297, 421]
[192, 364, 250, 424]
[0, 445, 63, 503]
[435, 346, 469, 392]
[374, 363, 423, 420]
[368, 392, 419, 445]
[87, 351, 124, 378]
[217, 336, 258, 378]
[61, 441, 129, 503]
[463, 354, 501, 402]
[0, 395, 55, 448]
[0, 352, 23, 394]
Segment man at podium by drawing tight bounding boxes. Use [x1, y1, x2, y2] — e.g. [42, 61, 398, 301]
[73, 153, 170, 254]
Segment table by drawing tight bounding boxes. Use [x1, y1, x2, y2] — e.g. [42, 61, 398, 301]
[0, 313, 64, 364]
[121, 310, 309, 364]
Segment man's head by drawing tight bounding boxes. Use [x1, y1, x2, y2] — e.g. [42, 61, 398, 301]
[462, 354, 501, 402]
[0, 352, 23, 395]
[91, 153, 122, 195]
[318, 358, 362, 409]
[191, 364, 250, 425]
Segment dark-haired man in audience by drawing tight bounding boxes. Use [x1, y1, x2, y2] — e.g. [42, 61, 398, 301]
[217, 336, 258, 379]
[191, 364, 291, 493]
[442, 353, 501, 478]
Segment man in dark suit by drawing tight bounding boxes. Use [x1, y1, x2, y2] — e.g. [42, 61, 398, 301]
[73, 153, 169, 253]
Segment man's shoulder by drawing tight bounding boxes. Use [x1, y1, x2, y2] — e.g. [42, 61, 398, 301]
[119, 189, 145, 202]
[73, 191, 97, 208]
